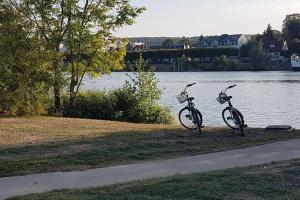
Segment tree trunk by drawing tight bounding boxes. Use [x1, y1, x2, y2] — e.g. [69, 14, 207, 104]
[69, 61, 78, 116]
[53, 60, 62, 115]
[69, 78, 77, 110]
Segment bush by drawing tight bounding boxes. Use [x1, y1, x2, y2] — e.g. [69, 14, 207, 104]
[213, 55, 230, 67]
[0, 6, 51, 116]
[62, 88, 173, 124]
[125, 48, 240, 63]
[63, 56, 174, 124]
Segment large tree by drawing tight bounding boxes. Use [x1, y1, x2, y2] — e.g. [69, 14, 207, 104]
[262, 24, 282, 43]
[261, 23, 283, 52]
[8, 0, 144, 113]
[282, 14, 300, 52]
[0, 3, 51, 115]
[179, 36, 192, 48]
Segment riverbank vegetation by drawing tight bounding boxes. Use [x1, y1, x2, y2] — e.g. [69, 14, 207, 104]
[0, 0, 143, 117]
[1, 116, 300, 177]
[0, 1, 174, 124]
[63, 57, 173, 124]
[9, 158, 300, 199]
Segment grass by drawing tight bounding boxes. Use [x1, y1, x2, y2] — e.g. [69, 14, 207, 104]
[1, 116, 300, 178]
[9, 159, 300, 200]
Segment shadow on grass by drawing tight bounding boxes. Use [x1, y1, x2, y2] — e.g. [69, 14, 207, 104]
[1, 127, 300, 178]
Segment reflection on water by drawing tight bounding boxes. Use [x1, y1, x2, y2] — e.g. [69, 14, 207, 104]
[83, 71, 300, 128]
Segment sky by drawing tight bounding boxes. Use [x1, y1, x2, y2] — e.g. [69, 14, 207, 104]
[116, 0, 300, 37]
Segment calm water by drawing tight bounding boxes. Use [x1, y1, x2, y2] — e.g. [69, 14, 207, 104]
[83, 71, 300, 128]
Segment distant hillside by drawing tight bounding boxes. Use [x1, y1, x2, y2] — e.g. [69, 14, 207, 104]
[128, 37, 200, 47]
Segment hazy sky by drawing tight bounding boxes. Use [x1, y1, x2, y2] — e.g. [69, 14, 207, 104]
[116, 0, 300, 37]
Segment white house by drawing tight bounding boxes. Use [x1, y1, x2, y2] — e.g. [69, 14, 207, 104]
[197, 34, 249, 49]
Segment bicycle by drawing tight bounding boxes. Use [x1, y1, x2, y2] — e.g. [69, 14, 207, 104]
[177, 83, 203, 135]
[216, 85, 246, 136]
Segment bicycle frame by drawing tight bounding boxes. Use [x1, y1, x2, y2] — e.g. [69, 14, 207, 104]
[178, 83, 203, 134]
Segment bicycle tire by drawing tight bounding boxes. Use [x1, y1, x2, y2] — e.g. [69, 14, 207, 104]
[179, 107, 203, 131]
[222, 107, 244, 130]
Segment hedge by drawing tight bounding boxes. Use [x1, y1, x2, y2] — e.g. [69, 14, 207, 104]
[125, 48, 240, 61]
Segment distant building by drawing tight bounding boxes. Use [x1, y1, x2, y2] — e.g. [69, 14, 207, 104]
[263, 40, 288, 53]
[126, 41, 148, 52]
[196, 34, 249, 49]
[170, 44, 190, 49]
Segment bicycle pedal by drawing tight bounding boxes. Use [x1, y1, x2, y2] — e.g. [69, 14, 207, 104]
[244, 124, 248, 128]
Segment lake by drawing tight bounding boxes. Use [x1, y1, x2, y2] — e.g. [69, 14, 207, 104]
[83, 71, 300, 128]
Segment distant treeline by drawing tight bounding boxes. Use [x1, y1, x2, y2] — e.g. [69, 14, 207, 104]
[125, 48, 240, 62]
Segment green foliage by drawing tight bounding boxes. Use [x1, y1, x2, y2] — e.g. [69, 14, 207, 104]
[288, 38, 300, 53]
[63, 57, 173, 124]
[283, 14, 300, 41]
[248, 37, 265, 68]
[123, 56, 173, 124]
[213, 55, 230, 67]
[283, 14, 300, 53]
[240, 36, 265, 68]
[162, 38, 174, 49]
[8, 0, 145, 113]
[0, 4, 51, 116]
[261, 24, 283, 51]
[126, 48, 239, 62]
[63, 91, 117, 120]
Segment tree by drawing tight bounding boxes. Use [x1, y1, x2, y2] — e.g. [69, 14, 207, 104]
[283, 14, 300, 52]
[8, 0, 145, 113]
[289, 38, 300, 53]
[198, 35, 205, 42]
[261, 23, 283, 52]
[0, 3, 51, 115]
[248, 36, 265, 68]
[283, 14, 300, 41]
[162, 38, 173, 49]
[263, 24, 275, 42]
[179, 36, 192, 48]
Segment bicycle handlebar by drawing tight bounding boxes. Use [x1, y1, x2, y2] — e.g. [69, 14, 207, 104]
[187, 83, 196, 87]
[182, 83, 196, 93]
[228, 84, 237, 89]
[221, 84, 237, 94]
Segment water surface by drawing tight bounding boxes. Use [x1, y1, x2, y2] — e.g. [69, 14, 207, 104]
[83, 71, 300, 128]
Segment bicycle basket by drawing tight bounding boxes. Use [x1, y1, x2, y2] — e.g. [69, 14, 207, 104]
[176, 92, 188, 103]
[216, 93, 227, 104]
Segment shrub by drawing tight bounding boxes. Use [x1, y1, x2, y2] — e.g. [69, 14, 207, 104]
[0, 9, 51, 116]
[63, 56, 174, 124]
[213, 55, 230, 67]
[125, 48, 240, 63]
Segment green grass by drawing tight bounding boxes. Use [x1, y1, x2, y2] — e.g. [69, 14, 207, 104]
[9, 159, 300, 200]
[1, 128, 300, 178]
[1, 117, 300, 178]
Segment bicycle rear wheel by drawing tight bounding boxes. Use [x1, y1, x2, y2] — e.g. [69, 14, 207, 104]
[179, 107, 203, 131]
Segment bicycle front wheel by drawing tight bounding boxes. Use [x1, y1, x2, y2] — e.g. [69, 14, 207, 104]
[179, 107, 203, 130]
[222, 107, 244, 130]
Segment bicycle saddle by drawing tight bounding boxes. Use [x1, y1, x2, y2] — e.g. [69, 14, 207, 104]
[187, 97, 194, 101]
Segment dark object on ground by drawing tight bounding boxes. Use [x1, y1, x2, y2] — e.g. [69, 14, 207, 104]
[265, 125, 292, 131]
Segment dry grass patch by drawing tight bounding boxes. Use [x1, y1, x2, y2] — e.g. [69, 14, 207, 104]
[0, 116, 177, 146]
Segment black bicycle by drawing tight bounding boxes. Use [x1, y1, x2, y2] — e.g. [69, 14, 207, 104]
[216, 85, 246, 136]
[177, 83, 203, 135]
